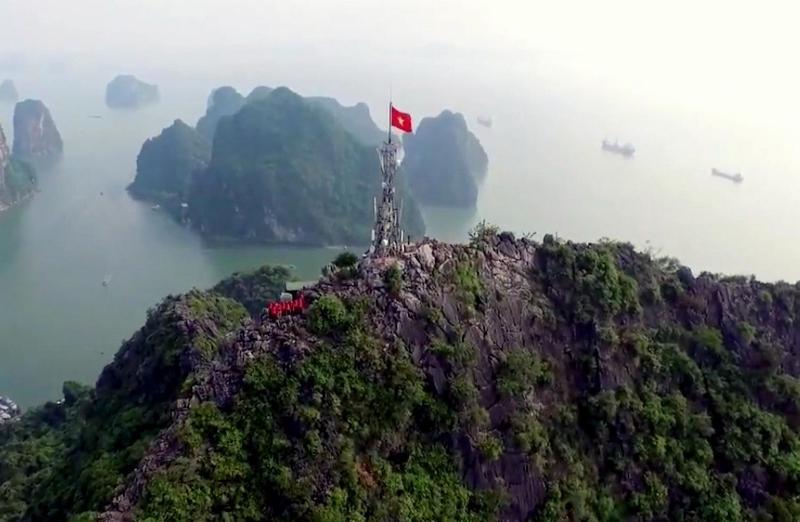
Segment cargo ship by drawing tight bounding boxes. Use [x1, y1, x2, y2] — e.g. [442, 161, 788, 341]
[602, 139, 635, 157]
[711, 168, 743, 183]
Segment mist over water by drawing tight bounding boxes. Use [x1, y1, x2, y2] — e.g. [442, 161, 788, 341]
[2, 0, 800, 405]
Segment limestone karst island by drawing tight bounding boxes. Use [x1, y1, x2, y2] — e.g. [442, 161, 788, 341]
[2, 3, 800, 522]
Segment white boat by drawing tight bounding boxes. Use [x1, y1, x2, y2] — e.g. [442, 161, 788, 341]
[602, 139, 635, 157]
[102, 274, 112, 287]
[477, 116, 493, 128]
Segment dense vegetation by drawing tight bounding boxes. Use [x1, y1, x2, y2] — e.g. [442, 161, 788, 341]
[495, 234, 800, 520]
[211, 264, 292, 316]
[134, 85, 424, 246]
[0, 286, 250, 520]
[402, 110, 488, 207]
[188, 87, 424, 245]
[196, 85, 383, 147]
[6, 232, 800, 520]
[305, 96, 385, 146]
[128, 119, 211, 208]
[135, 295, 498, 520]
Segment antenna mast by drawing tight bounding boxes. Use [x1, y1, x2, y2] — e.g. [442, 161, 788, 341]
[370, 100, 404, 256]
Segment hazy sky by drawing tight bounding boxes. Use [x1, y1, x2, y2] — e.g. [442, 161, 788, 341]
[2, 0, 800, 134]
[3, 1, 798, 89]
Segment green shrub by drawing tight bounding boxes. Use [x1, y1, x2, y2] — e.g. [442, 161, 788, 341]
[453, 261, 483, 310]
[496, 348, 551, 397]
[431, 339, 476, 368]
[511, 411, 551, 465]
[478, 434, 504, 461]
[307, 295, 351, 336]
[333, 251, 359, 268]
[738, 322, 756, 344]
[385, 264, 403, 296]
[468, 220, 499, 247]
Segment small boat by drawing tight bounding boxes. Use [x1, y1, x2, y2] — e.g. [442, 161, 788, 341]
[602, 139, 635, 157]
[711, 168, 743, 183]
[102, 274, 112, 287]
[89, 115, 103, 119]
[477, 116, 493, 128]
[151, 204, 160, 211]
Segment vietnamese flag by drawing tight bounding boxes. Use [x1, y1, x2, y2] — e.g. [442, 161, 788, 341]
[390, 105, 413, 133]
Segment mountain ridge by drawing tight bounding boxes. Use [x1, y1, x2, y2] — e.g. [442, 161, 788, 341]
[5, 230, 800, 520]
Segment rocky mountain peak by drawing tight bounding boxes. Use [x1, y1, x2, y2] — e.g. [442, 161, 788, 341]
[8, 232, 800, 520]
[12, 99, 63, 166]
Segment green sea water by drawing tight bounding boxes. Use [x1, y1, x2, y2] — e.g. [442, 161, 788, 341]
[0, 84, 348, 407]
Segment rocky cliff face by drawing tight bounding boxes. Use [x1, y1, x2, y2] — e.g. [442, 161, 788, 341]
[195, 86, 246, 141]
[402, 110, 488, 207]
[0, 79, 18, 104]
[0, 125, 9, 198]
[0, 123, 36, 211]
[105, 75, 160, 109]
[6, 231, 800, 520]
[12, 99, 63, 166]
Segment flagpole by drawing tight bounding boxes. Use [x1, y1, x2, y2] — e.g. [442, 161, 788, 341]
[388, 84, 392, 144]
[388, 102, 392, 144]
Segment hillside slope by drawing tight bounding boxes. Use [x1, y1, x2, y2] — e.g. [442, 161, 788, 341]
[4, 232, 800, 520]
[128, 119, 210, 208]
[188, 87, 424, 245]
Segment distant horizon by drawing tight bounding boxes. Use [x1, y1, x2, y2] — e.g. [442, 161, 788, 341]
[3, 0, 800, 139]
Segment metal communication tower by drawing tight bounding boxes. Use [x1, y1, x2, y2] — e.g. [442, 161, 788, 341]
[370, 136, 404, 256]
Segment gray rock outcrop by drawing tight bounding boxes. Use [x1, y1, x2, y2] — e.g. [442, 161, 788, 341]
[12, 99, 63, 165]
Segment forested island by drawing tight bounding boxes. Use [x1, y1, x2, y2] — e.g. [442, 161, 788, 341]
[128, 119, 210, 212]
[402, 110, 488, 207]
[4, 229, 800, 520]
[105, 75, 160, 109]
[131, 86, 424, 246]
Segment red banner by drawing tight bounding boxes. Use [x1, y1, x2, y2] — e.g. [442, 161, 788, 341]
[267, 295, 307, 318]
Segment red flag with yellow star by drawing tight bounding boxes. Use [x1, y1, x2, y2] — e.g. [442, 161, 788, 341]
[390, 105, 413, 133]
